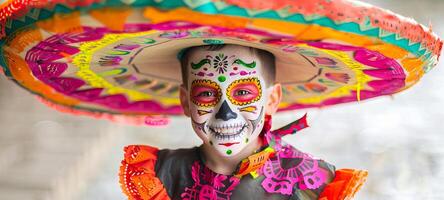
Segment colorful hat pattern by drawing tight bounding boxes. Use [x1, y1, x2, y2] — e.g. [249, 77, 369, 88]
[0, 0, 442, 125]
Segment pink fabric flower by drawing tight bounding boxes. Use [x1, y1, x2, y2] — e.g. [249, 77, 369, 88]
[181, 161, 240, 200]
[261, 145, 327, 195]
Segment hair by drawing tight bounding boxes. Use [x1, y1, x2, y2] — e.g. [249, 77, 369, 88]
[180, 44, 276, 88]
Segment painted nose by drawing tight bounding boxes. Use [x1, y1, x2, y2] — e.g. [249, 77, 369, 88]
[215, 101, 238, 121]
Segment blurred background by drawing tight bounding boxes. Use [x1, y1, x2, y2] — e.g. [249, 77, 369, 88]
[0, 0, 443, 199]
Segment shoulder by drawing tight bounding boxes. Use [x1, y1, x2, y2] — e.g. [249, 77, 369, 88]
[261, 144, 336, 198]
[154, 147, 200, 191]
[155, 146, 200, 170]
[119, 145, 170, 200]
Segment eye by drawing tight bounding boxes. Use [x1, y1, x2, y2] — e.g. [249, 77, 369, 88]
[197, 91, 215, 97]
[235, 89, 251, 96]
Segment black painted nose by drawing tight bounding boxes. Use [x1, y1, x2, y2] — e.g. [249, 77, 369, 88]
[215, 101, 238, 121]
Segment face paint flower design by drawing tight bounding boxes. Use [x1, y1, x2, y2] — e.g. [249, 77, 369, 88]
[213, 53, 229, 74]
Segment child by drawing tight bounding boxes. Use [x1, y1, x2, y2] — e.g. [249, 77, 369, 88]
[0, 1, 439, 200]
[119, 44, 367, 200]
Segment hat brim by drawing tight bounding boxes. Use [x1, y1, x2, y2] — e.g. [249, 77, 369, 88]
[0, 1, 441, 123]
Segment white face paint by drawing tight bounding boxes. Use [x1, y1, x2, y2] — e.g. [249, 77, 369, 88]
[186, 45, 267, 157]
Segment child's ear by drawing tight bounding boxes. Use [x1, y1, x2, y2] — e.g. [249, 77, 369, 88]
[179, 85, 191, 117]
[265, 83, 282, 116]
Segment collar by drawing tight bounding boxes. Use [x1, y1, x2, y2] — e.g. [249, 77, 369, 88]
[234, 146, 274, 178]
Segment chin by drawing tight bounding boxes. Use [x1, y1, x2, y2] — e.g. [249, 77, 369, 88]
[212, 135, 250, 157]
[215, 146, 242, 157]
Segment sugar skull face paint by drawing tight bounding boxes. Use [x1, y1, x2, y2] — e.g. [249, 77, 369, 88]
[185, 45, 268, 157]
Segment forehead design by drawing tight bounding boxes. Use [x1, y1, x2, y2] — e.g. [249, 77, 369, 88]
[189, 45, 255, 59]
[188, 45, 262, 83]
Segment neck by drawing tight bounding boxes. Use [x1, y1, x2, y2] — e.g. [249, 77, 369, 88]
[200, 137, 263, 175]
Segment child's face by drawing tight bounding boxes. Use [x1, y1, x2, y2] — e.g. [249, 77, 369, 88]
[182, 45, 272, 157]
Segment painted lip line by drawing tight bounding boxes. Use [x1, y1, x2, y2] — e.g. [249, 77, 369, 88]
[218, 142, 240, 147]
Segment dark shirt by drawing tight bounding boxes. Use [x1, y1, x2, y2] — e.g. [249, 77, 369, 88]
[154, 143, 336, 200]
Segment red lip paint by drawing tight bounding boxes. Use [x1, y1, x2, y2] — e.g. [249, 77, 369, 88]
[218, 142, 240, 147]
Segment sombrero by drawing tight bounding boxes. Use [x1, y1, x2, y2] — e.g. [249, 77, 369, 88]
[0, 0, 442, 125]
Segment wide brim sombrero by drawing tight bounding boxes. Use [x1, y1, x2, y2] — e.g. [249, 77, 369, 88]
[0, 0, 442, 125]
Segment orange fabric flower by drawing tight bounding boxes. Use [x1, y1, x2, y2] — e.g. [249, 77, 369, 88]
[119, 145, 171, 200]
[319, 169, 368, 200]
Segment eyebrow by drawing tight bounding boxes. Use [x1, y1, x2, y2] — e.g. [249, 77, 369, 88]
[233, 58, 256, 68]
[191, 58, 211, 69]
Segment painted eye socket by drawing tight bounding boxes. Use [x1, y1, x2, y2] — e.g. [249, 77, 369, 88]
[227, 78, 262, 106]
[191, 79, 222, 107]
